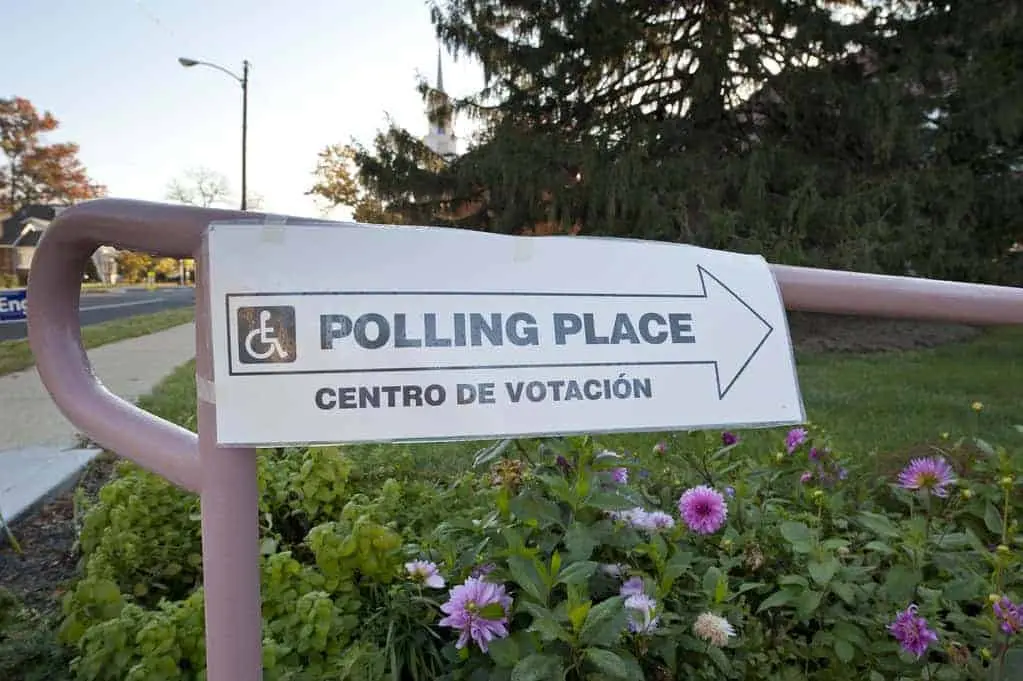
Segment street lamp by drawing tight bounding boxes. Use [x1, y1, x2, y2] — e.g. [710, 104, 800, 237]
[178, 56, 251, 210]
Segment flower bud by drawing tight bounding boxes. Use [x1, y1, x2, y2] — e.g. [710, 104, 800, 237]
[1000, 476, 1014, 488]
[996, 544, 1011, 555]
[812, 489, 825, 500]
[971, 401, 984, 412]
[980, 647, 992, 660]
[775, 452, 786, 463]
[960, 488, 973, 500]
[989, 593, 1001, 603]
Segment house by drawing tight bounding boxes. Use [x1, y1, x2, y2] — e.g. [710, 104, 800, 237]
[0, 204, 119, 286]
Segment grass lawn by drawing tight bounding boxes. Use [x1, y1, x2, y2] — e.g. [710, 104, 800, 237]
[0, 307, 195, 376]
[142, 326, 1023, 478]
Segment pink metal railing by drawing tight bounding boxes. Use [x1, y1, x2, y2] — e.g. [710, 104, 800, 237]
[25, 198, 1023, 681]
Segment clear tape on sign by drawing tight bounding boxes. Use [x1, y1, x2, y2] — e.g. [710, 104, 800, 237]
[196, 375, 217, 404]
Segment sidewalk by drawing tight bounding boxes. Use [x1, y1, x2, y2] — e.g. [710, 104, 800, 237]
[0, 323, 196, 524]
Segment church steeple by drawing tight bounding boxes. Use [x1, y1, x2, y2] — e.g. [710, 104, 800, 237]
[436, 46, 444, 93]
[424, 46, 457, 159]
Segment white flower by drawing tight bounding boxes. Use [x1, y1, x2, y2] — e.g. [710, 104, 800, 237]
[693, 612, 736, 647]
[405, 560, 445, 589]
[595, 449, 622, 460]
[599, 563, 625, 578]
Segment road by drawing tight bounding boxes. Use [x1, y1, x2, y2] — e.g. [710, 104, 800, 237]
[0, 287, 195, 341]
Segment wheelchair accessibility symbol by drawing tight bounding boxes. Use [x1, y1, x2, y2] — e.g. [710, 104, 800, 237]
[236, 306, 297, 364]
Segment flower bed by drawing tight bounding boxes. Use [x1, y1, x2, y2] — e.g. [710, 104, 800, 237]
[56, 414, 1022, 680]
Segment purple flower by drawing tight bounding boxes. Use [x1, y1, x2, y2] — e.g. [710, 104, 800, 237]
[785, 428, 808, 454]
[611, 467, 629, 484]
[837, 467, 848, 480]
[438, 577, 513, 652]
[722, 431, 739, 447]
[620, 576, 645, 598]
[993, 596, 1023, 635]
[555, 455, 573, 474]
[624, 593, 660, 634]
[611, 507, 673, 532]
[808, 447, 821, 461]
[677, 485, 729, 534]
[888, 604, 938, 658]
[653, 441, 667, 455]
[609, 506, 646, 525]
[724, 486, 735, 498]
[634, 509, 675, 531]
[897, 456, 956, 498]
[470, 563, 496, 579]
[800, 471, 813, 484]
[405, 560, 445, 589]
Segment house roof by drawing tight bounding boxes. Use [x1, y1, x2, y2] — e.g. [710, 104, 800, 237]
[0, 204, 59, 246]
[16, 230, 43, 247]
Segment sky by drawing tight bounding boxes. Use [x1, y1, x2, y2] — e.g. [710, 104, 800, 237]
[2, 0, 484, 220]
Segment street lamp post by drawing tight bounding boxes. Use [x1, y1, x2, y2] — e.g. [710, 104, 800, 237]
[178, 57, 250, 210]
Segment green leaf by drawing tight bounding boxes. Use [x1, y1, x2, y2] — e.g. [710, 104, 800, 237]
[714, 574, 728, 604]
[856, 512, 900, 538]
[511, 653, 564, 681]
[808, 558, 838, 586]
[586, 491, 633, 512]
[973, 438, 995, 456]
[943, 577, 982, 602]
[509, 494, 563, 528]
[563, 523, 598, 562]
[557, 560, 598, 588]
[568, 602, 591, 633]
[756, 587, 799, 613]
[833, 620, 865, 642]
[702, 566, 723, 599]
[664, 550, 694, 580]
[864, 540, 894, 554]
[527, 612, 572, 643]
[834, 639, 854, 663]
[832, 582, 857, 607]
[1004, 648, 1023, 678]
[779, 521, 814, 553]
[583, 648, 644, 681]
[508, 556, 548, 604]
[488, 636, 520, 668]
[795, 590, 823, 619]
[580, 596, 628, 647]
[778, 575, 809, 589]
[472, 439, 512, 468]
[883, 565, 921, 602]
[480, 603, 507, 620]
[983, 501, 1003, 536]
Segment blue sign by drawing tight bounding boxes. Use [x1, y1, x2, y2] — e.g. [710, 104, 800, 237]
[0, 288, 27, 322]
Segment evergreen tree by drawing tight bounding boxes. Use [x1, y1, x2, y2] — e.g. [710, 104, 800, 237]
[348, 0, 1022, 282]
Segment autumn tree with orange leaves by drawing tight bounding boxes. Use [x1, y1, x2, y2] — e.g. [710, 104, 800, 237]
[0, 97, 104, 213]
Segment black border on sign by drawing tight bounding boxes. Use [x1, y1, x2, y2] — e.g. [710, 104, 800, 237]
[222, 269, 774, 399]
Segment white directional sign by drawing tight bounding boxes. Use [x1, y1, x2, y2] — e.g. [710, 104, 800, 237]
[206, 222, 804, 446]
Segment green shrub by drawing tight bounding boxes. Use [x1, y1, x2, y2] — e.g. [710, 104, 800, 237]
[0, 588, 73, 681]
[59, 411, 1023, 680]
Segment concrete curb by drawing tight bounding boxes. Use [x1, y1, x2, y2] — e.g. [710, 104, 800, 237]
[0, 446, 102, 546]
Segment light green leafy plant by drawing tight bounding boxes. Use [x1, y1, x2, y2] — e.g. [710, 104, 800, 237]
[58, 407, 1023, 680]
